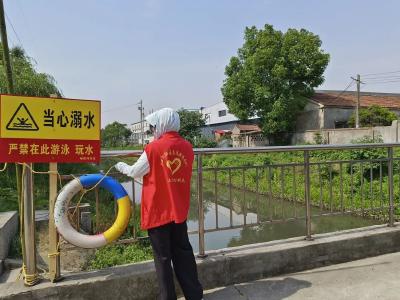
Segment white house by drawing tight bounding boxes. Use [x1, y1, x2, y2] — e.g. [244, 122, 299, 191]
[200, 102, 259, 138]
[130, 120, 153, 145]
[201, 102, 239, 125]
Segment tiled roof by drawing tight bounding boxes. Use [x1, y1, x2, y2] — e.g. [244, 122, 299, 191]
[214, 129, 231, 134]
[311, 91, 400, 109]
[235, 124, 262, 132]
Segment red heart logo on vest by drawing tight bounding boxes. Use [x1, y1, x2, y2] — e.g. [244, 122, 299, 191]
[166, 158, 182, 175]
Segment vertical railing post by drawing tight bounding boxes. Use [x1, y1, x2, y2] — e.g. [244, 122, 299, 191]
[304, 151, 313, 240]
[197, 153, 206, 258]
[132, 179, 137, 239]
[229, 168, 233, 227]
[48, 162, 61, 282]
[22, 163, 39, 285]
[388, 147, 395, 227]
[95, 187, 100, 232]
[76, 205, 80, 232]
[242, 168, 246, 226]
[256, 167, 260, 224]
[214, 169, 218, 229]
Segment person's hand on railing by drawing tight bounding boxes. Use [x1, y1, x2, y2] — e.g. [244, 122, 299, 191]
[114, 156, 150, 178]
[115, 162, 130, 175]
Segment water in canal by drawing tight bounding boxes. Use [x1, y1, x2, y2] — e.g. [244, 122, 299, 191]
[122, 180, 381, 253]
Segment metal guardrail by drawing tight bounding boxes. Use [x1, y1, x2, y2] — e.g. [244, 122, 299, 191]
[101, 143, 400, 156]
[100, 143, 400, 256]
[46, 143, 400, 279]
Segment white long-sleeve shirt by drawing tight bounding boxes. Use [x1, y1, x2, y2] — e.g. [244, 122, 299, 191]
[115, 152, 150, 178]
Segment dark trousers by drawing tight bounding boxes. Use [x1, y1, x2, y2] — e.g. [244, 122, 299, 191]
[148, 221, 203, 300]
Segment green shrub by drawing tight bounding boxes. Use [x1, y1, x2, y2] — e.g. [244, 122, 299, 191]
[348, 135, 386, 180]
[8, 234, 22, 259]
[313, 132, 326, 144]
[348, 105, 397, 127]
[0, 187, 19, 212]
[194, 137, 217, 148]
[85, 241, 153, 270]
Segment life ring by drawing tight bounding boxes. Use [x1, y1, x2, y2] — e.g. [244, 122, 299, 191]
[54, 174, 131, 248]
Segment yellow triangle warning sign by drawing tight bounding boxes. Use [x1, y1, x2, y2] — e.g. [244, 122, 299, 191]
[6, 103, 39, 131]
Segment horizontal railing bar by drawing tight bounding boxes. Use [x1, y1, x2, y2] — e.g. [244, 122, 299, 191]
[312, 207, 391, 217]
[194, 143, 400, 153]
[309, 158, 389, 165]
[61, 204, 392, 252]
[60, 236, 149, 251]
[101, 143, 400, 158]
[58, 157, 393, 177]
[202, 164, 302, 171]
[191, 207, 389, 234]
[200, 157, 391, 171]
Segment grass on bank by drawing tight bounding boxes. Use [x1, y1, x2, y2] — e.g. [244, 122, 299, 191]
[84, 240, 153, 270]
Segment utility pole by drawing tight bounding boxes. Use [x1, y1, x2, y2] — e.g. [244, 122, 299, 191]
[351, 74, 362, 128]
[0, 0, 13, 182]
[356, 74, 361, 128]
[138, 100, 144, 145]
[0, 0, 13, 93]
[0, 0, 38, 286]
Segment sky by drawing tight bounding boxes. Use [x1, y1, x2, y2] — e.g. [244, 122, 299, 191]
[4, 0, 400, 127]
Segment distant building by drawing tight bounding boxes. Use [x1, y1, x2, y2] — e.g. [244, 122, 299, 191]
[214, 129, 232, 142]
[130, 120, 153, 145]
[200, 102, 259, 138]
[201, 91, 400, 135]
[296, 90, 400, 132]
[201, 102, 239, 126]
[231, 124, 267, 147]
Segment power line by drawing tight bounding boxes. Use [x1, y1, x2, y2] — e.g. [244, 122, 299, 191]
[363, 79, 400, 83]
[361, 70, 400, 77]
[331, 79, 355, 100]
[5, 12, 22, 46]
[103, 103, 140, 113]
[361, 75, 400, 81]
[0, 0, 14, 93]
[364, 80, 400, 85]
[14, 0, 38, 58]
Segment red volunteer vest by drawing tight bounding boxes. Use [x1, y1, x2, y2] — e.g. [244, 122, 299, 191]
[141, 131, 194, 229]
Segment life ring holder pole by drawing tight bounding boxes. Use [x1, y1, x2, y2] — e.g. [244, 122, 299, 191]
[12, 164, 123, 283]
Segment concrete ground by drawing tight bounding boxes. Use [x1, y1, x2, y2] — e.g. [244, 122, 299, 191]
[3, 225, 400, 300]
[0, 268, 20, 284]
[0, 211, 18, 261]
[188, 251, 400, 300]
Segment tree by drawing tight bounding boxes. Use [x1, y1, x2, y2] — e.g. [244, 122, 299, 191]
[221, 24, 330, 138]
[0, 46, 61, 96]
[177, 109, 205, 144]
[101, 122, 132, 148]
[348, 105, 397, 127]
[0, 46, 62, 212]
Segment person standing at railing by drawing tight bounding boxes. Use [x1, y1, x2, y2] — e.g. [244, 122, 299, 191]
[114, 108, 204, 300]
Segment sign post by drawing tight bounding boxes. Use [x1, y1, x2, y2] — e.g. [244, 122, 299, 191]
[22, 162, 38, 285]
[0, 94, 101, 284]
[48, 161, 60, 282]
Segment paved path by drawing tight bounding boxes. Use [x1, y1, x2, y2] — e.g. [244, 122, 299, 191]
[190, 251, 400, 300]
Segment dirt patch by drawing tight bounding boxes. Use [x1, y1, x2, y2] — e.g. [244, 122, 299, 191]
[36, 221, 94, 272]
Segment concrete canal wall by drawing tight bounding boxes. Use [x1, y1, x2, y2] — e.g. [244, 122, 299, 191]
[2, 223, 400, 300]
